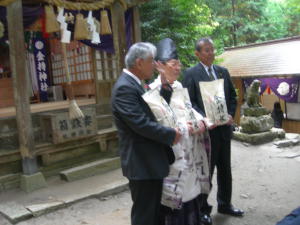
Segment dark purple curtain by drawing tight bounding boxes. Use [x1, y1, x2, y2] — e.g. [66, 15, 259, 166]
[0, 6, 134, 54]
[125, 7, 133, 49]
[244, 77, 300, 102]
[0, 6, 43, 42]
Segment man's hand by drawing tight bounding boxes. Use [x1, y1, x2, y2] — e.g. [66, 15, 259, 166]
[187, 120, 206, 135]
[187, 122, 194, 135]
[173, 128, 182, 145]
[203, 118, 217, 130]
[197, 120, 206, 134]
[227, 115, 234, 125]
[155, 61, 172, 84]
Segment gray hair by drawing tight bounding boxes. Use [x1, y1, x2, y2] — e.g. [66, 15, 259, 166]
[195, 37, 214, 52]
[125, 42, 157, 69]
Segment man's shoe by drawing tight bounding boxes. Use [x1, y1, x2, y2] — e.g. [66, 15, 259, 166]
[218, 205, 244, 217]
[200, 214, 212, 225]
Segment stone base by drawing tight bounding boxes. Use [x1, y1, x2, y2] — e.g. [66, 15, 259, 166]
[244, 107, 269, 116]
[240, 115, 274, 133]
[233, 128, 285, 145]
[20, 172, 47, 193]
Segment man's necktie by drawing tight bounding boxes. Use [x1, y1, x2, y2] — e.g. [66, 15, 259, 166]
[208, 67, 215, 81]
[140, 81, 147, 93]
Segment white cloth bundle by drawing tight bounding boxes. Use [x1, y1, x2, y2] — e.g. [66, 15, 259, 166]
[143, 77, 211, 209]
[142, 87, 186, 209]
[199, 79, 229, 126]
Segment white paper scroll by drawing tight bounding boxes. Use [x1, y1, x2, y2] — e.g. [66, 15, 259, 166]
[199, 79, 229, 127]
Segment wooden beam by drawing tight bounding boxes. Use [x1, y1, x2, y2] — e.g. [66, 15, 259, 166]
[126, 0, 150, 7]
[7, 0, 38, 175]
[22, 0, 98, 4]
[21, 0, 150, 6]
[111, 1, 126, 73]
[132, 6, 141, 42]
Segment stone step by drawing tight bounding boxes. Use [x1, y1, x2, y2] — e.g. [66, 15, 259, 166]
[96, 114, 113, 130]
[274, 139, 300, 148]
[0, 169, 127, 224]
[60, 157, 120, 182]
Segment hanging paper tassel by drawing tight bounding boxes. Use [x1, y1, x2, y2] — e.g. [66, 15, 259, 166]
[45, 5, 60, 33]
[0, 21, 4, 38]
[100, 10, 112, 35]
[74, 13, 90, 40]
[61, 43, 84, 119]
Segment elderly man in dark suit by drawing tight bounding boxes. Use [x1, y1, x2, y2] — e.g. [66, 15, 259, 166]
[183, 38, 244, 225]
[111, 42, 181, 225]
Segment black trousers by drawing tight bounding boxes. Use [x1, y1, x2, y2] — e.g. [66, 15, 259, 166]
[199, 126, 232, 213]
[129, 179, 164, 225]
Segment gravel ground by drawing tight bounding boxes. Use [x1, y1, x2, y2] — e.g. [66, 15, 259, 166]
[1, 140, 299, 225]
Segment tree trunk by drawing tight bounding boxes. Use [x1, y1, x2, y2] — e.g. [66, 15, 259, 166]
[231, 0, 237, 46]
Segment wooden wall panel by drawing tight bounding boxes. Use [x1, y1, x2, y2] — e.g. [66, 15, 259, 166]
[282, 119, 300, 134]
[0, 78, 14, 108]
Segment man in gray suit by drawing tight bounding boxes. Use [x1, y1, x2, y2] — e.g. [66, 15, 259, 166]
[111, 42, 181, 225]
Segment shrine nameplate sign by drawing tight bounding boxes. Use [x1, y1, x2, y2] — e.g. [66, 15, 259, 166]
[40, 107, 97, 144]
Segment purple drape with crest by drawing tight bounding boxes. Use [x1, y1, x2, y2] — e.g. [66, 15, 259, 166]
[243, 77, 300, 102]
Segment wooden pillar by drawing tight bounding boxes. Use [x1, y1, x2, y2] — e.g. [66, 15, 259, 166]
[111, 1, 126, 74]
[91, 49, 102, 105]
[7, 0, 38, 175]
[132, 6, 142, 43]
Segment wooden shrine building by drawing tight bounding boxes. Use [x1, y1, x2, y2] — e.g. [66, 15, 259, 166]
[218, 36, 300, 133]
[0, 0, 148, 192]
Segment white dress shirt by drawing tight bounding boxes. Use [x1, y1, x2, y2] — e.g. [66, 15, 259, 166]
[123, 68, 141, 85]
[200, 62, 218, 80]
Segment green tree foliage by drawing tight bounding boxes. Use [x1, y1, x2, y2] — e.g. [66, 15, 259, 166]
[258, 0, 300, 41]
[139, 0, 300, 67]
[284, 0, 300, 36]
[139, 0, 217, 67]
[258, 1, 289, 41]
[204, 0, 269, 47]
[203, 0, 300, 47]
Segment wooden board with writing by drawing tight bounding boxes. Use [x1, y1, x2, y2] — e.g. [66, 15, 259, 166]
[40, 107, 97, 144]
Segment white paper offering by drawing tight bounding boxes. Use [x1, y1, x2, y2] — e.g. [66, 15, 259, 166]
[199, 79, 229, 127]
[61, 30, 71, 43]
[57, 7, 65, 23]
[91, 31, 101, 44]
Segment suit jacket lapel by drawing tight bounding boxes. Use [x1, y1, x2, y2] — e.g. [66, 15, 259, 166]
[197, 63, 211, 82]
[123, 72, 145, 95]
[213, 65, 223, 79]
